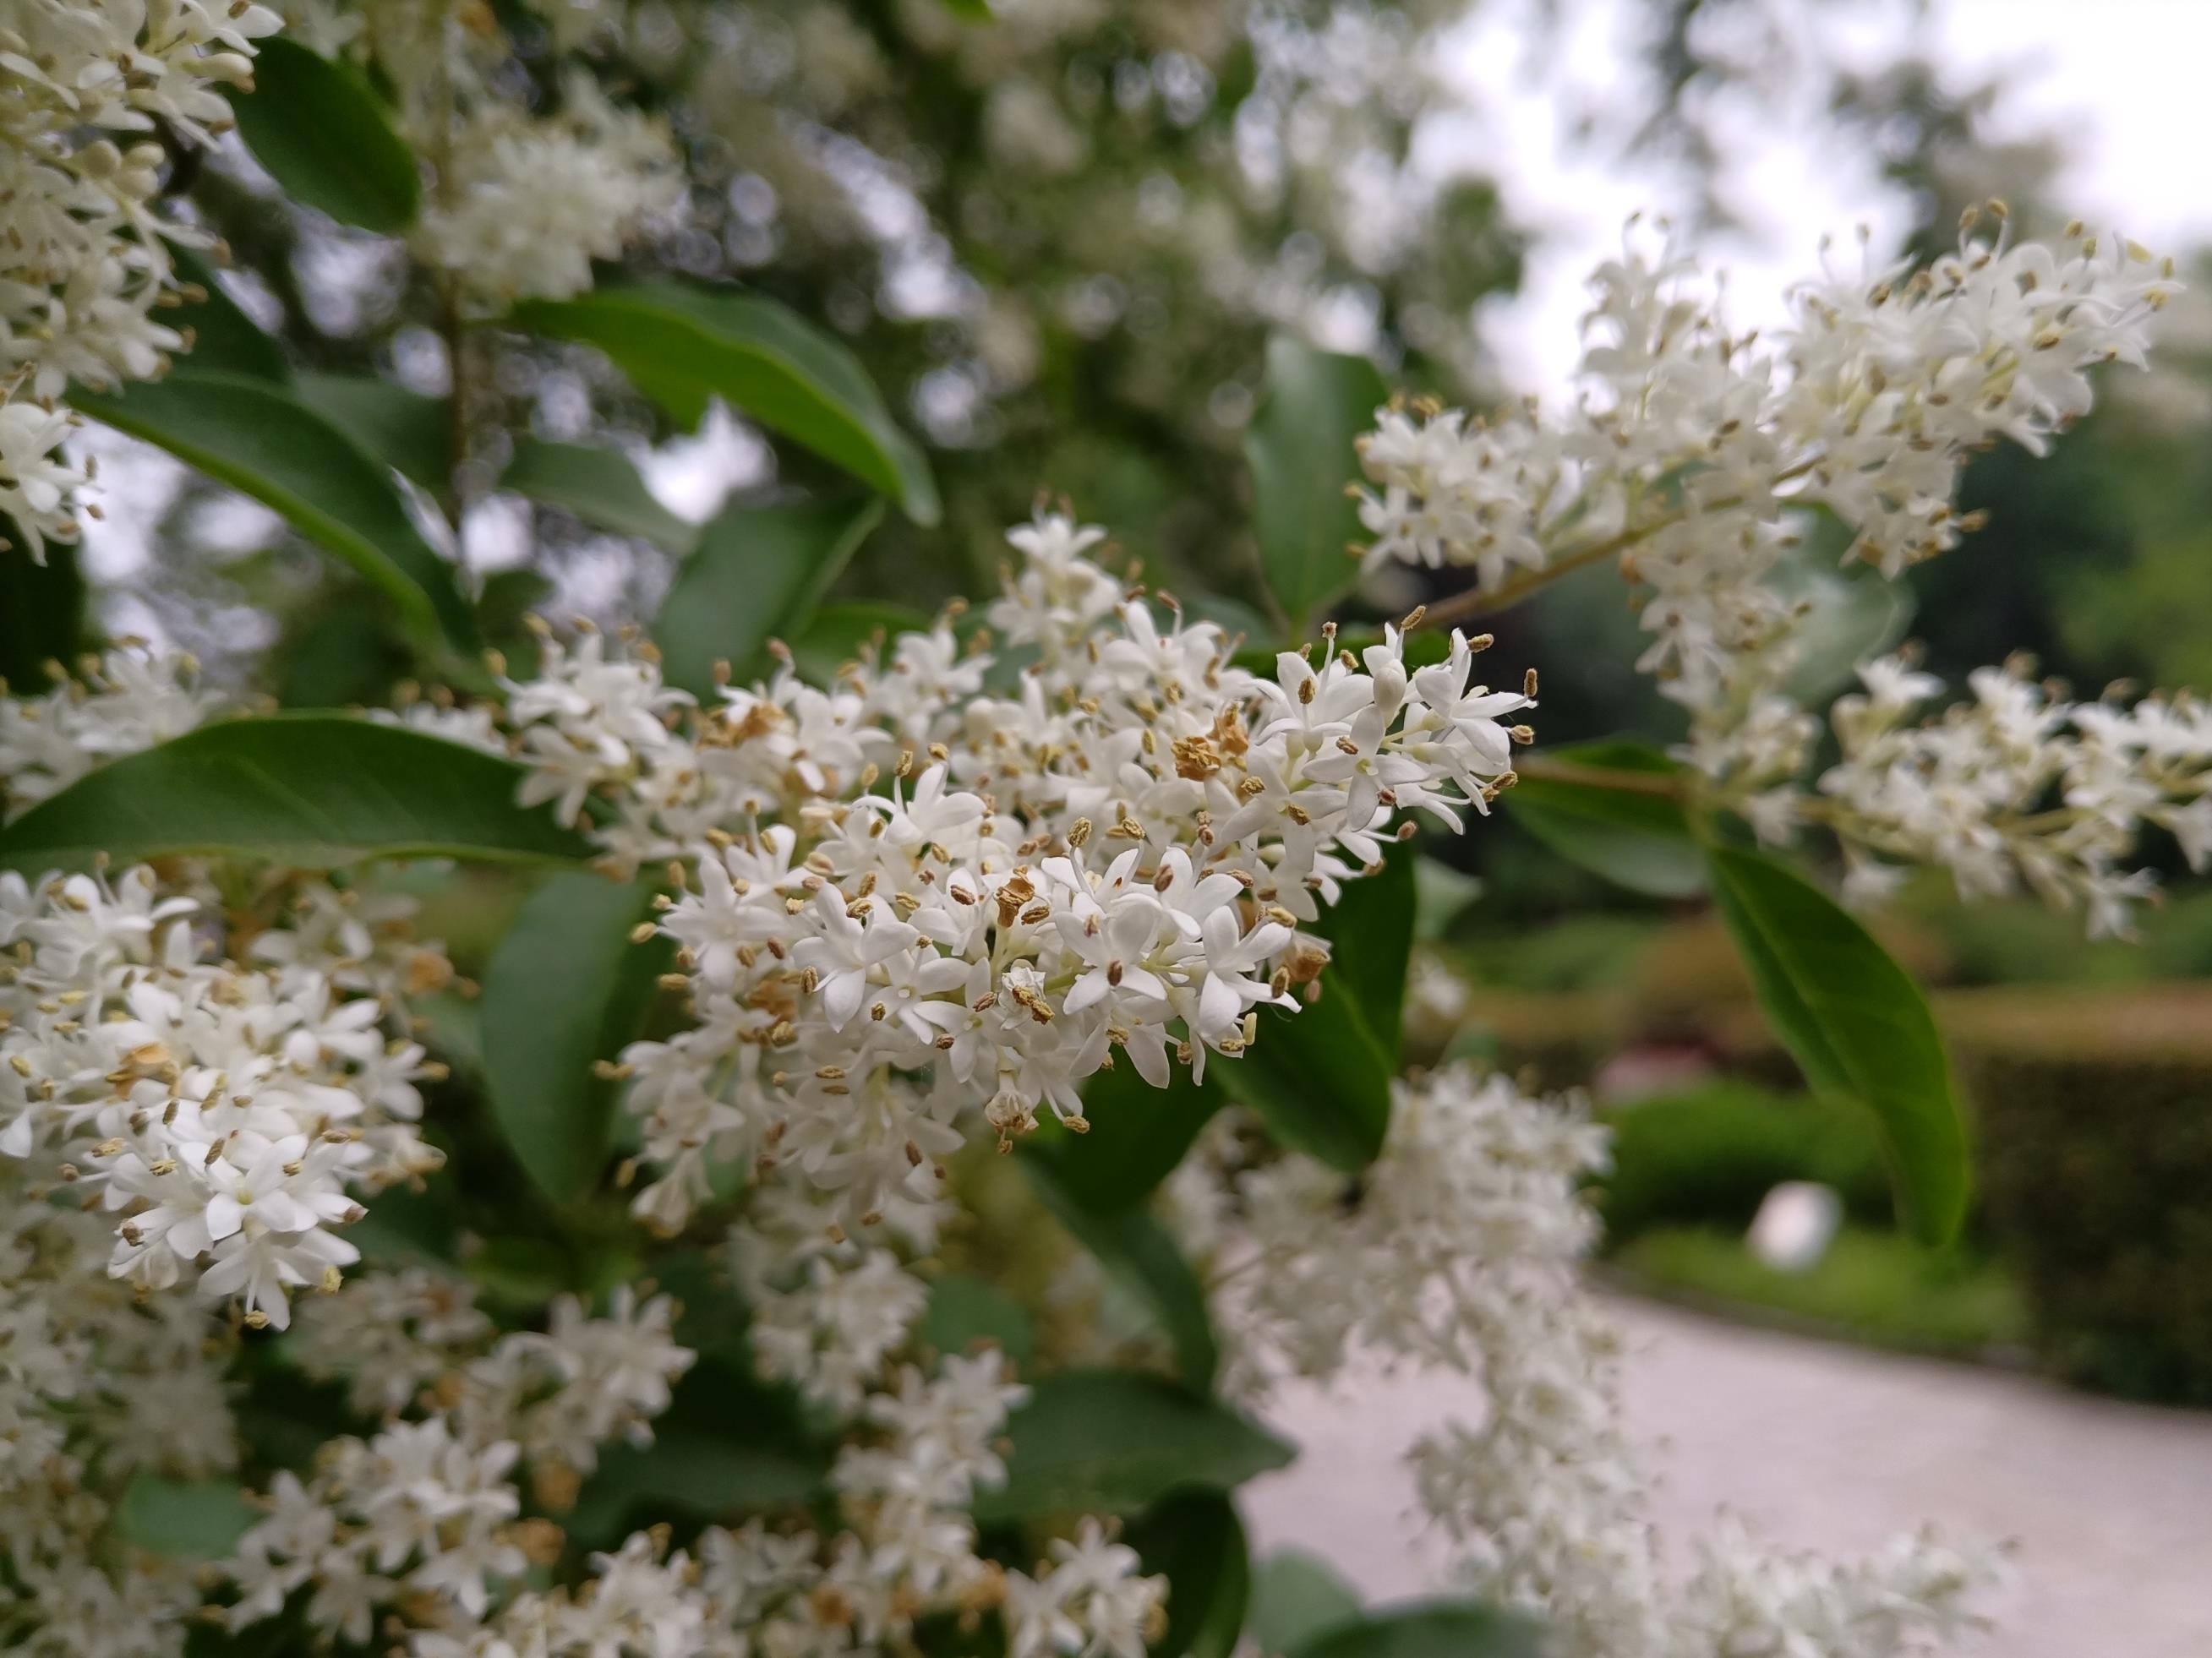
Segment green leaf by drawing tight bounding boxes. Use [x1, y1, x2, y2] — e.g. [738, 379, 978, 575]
[1287, 1604, 1542, 1658]
[920, 1273, 1035, 1368]
[1248, 1552, 1363, 1657]
[501, 438, 700, 554]
[1775, 507, 1914, 705]
[172, 246, 288, 383]
[655, 496, 883, 696]
[788, 600, 933, 684]
[0, 716, 593, 872]
[1505, 740, 1703, 899]
[1313, 842, 1417, 1062]
[1025, 1157, 1219, 1389]
[1411, 857, 1483, 943]
[482, 872, 671, 1204]
[514, 285, 939, 524]
[275, 601, 411, 708]
[0, 530, 86, 689]
[1128, 1492, 1251, 1658]
[462, 1235, 571, 1312]
[344, 1175, 462, 1267]
[1219, 982, 1393, 1173]
[1036, 1059, 1226, 1214]
[1243, 336, 1388, 631]
[940, 0, 994, 18]
[972, 1371, 1292, 1521]
[1704, 846, 1970, 1244]
[567, 1356, 831, 1544]
[228, 39, 421, 233]
[295, 370, 449, 490]
[68, 372, 474, 647]
[117, 1475, 258, 1560]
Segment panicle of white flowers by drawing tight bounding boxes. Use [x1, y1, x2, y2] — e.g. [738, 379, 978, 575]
[270, 0, 682, 308]
[224, 1277, 698, 1648]
[410, 68, 686, 310]
[0, 643, 221, 818]
[0, 0, 283, 559]
[1357, 210, 2182, 929]
[0, 860, 451, 1329]
[497, 512, 1533, 1235]
[732, 1203, 934, 1415]
[690, 1255, 1167, 1658]
[1807, 652, 2212, 936]
[0, 1166, 238, 1658]
[1171, 1065, 1998, 1658]
[260, 1249, 1162, 1658]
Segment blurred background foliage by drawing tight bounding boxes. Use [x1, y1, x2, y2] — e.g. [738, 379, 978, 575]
[45, 0, 2212, 1404]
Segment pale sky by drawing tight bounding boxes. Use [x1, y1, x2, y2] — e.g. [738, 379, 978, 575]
[1456, 0, 2212, 390]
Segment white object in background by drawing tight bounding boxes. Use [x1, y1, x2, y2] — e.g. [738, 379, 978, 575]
[1746, 1182, 1843, 1273]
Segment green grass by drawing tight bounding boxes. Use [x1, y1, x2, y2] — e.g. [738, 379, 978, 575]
[1609, 1224, 2029, 1359]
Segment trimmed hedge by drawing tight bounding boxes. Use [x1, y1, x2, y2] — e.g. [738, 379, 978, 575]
[1598, 1081, 1892, 1241]
[1949, 985, 2212, 1404]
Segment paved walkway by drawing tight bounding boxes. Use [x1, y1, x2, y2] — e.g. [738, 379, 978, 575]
[1243, 1295, 2212, 1655]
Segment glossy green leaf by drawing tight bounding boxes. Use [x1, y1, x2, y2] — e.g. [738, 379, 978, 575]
[1505, 740, 1703, 899]
[69, 372, 474, 646]
[1411, 857, 1483, 942]
[1220, 981, 1393, 1172]
[0, 716, 593, 872]
[462, 1235, 572, 1312]
[1243, 336, 1388, 630]
[1705, 846, 1970, 1244]
[1288, 1604, 1541, 1658]
[567, 1359, 831, 1544]
[117, 1475, 259, 1560]
[941, 0, 994, 18]
[1025, 1157, 1219, 1389]
[920, 1273, 1035, 1367]
[515, 285, 939, 523]
[344, 1175, 462, 1268]
[1249, 1552, 1363, 1657]
[482, 873, 671, 1204]
[789, 600, 933, 684]
[1313, 842, 1417, 1061]
[502, 438, 700, 554]
[0, 528, 85, 688]
[1128, 1492, 1252, 1658]
[171, 246, 288, 382]
[972, 1371, 1292, 1521]
[275, 600, 411, 708]
[295, 370, 449, 489]
[1039, 1058, 1226, 1214]
[655, 496, 883, 695]
[228, 39, 421, 232]
[1774, 507, 1914, 704]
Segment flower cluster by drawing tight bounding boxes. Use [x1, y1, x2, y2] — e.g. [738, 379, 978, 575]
[0, 645, 220, 818]
[249, 1255, 1162, 1658]
[499, 514, 1533, 1235]
[411, 70, 685, 311]
[1167, 1066, 1997, 1658]
[0, 1170, 238, 1658]
[265, 0, 682, 309]
[1356, 212, 2184, 928]
[0, 0, 281, 557]
[227, 1279, 696, 1647]
[0, 860, 449, 1328]
[1811, 653, 2212, 935]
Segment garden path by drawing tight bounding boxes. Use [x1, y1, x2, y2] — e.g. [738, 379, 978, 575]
[1243, 1295, 2212, 1656]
